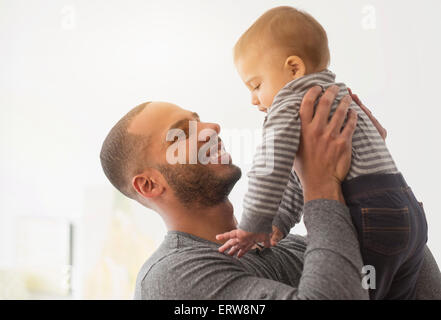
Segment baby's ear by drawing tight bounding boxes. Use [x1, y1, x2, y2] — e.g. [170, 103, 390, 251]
[284, 56, 306, 79]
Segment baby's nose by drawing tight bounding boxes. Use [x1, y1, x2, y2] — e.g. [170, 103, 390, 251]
[251, 95, 259, 106]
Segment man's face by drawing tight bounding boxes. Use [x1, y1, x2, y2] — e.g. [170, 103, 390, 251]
[128, 102, 242, 207]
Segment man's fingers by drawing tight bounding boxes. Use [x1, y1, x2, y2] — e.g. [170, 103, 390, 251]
[299, 86, 322, 124]
[358, 103, 387, 141]
[313, 85, 340, 127]
[341, 109, 358, 140]
[352, 95, 363, 109]
[328, 95, 352, 136]
[349, 88, 387, 141]
[348, 87, 362, 107]
[358, 102, 371, 115]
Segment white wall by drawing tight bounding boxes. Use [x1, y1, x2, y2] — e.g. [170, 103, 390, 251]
[1, 0, 440, 289]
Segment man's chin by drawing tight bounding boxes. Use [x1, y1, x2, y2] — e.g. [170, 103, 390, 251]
[209, 163, 242, 202]
[210, 156, 241, 175]
[197, 161, 242, 205]
[158, 161, 242, 208]
[222, 162, 242, 183]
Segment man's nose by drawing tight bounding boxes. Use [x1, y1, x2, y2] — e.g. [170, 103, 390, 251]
[200, 122, 220, 134]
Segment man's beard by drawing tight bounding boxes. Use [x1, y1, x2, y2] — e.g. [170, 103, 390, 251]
[158, 162, 242, 208]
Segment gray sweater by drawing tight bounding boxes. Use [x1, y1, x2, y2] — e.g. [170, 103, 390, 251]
[134, 199, 441, 300]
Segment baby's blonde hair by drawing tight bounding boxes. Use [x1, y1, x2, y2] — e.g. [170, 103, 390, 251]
[234, 6, 330, 73]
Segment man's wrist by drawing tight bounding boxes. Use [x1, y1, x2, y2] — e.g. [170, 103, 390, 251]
[303, 181, 345, 205]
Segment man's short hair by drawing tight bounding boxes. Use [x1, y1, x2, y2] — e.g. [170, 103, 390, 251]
[100, 102, 151, 199]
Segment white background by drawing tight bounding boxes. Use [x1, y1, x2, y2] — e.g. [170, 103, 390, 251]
[1, 0, 441, 296]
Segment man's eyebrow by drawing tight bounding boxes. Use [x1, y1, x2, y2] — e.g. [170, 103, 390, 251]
[168, 112, 200, 131]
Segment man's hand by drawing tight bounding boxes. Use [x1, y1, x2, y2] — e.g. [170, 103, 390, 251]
[293, 85, 358, 204]
[216, 229, 271, 258]
[348, 87, 387, 141]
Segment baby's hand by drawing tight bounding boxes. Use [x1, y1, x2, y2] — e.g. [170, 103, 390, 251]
[216, 229, 271, 258]
[270, 225, 284, 247]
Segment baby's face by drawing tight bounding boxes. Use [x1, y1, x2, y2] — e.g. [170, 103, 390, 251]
[236, 49, 294, 113]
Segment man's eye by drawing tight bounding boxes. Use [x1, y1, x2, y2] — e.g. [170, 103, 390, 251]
[182, 127, 190, 138]
[172, 131, 186, 142]
[173, 126, 190, 141]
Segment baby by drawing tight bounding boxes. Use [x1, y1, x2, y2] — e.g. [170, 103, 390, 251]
[217, 6, 428, 299]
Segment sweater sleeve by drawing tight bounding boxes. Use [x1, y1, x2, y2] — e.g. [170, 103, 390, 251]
[272, 170, 304, 238]
[415, 245, 441, 299]
[239, 97, 302, 234]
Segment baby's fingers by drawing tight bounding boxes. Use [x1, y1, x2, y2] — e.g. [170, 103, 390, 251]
[216, 230, 238, 242]
[264, 238, 271, 248]
[227, 245, 241, 256]
[254, 233, 271, 248]
[270, 227, 284, 246]
[237, 243, 254, 259]
[218, 238, 239, 253]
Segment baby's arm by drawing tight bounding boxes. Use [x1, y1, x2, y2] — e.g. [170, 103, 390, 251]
[216, 95, 302, 256]
[239, 98, 302, 234]
[272, 170, 304, 240]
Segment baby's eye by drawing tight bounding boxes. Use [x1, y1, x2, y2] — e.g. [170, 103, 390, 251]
[253, 84, 261, 91]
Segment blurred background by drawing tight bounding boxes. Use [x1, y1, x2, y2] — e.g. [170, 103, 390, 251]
[1, 0, 440, 299]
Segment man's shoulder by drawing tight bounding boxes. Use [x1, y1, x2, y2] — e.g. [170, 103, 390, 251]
[134, 234, 234, 299]
[133, 247, 178, 299]
[279, 233, 307, 252]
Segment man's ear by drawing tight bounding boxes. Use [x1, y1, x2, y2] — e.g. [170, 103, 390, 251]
[284, 56, 306, 79]
[132, 170, 165, 199]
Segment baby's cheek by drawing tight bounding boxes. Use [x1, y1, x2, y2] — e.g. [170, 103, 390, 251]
[260, 92, 271, 108]
[268, 88, 279, 106]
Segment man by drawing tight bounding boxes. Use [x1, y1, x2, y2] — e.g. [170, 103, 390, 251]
[100, 86, 441, 299]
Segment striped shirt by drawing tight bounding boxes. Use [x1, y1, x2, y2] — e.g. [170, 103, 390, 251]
[239, 69, 399, 235]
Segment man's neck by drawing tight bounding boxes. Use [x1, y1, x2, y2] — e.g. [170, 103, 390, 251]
[165, 199, 237, 244]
